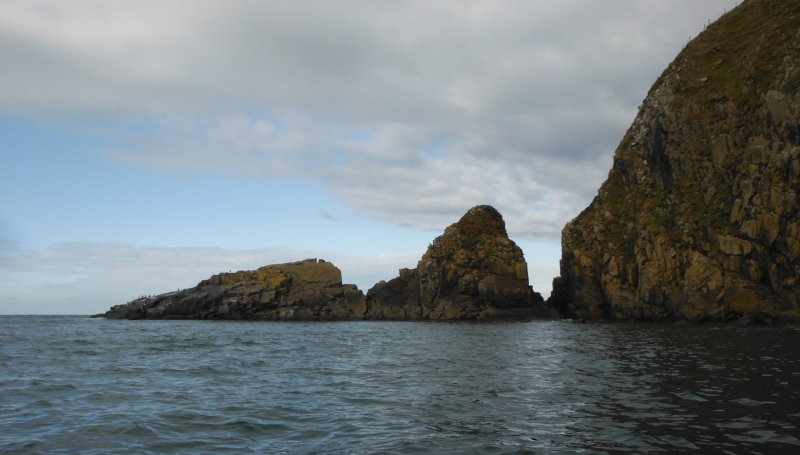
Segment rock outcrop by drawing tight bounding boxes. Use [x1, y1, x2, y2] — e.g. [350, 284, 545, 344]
[96, 206, 553, 321]
[96, 259, 367, 320]
[366, 205, 555, 320]
[550, 0, 800, 324]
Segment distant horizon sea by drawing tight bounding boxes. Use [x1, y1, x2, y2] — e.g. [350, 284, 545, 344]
[2, 316, 799, 454]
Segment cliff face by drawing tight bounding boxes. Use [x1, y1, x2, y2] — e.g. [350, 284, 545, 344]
[550, 0, 800, 324]
[366, 205, 555, 320]
[98, 259, 367, 320]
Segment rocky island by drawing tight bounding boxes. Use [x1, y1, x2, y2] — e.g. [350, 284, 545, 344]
[549, 0, 800, 324]
[96, 205, 553, 321]
[98, 259, 367, 320]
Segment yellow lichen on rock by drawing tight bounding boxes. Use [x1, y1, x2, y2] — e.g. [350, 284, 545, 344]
[99, 259, 366, 321]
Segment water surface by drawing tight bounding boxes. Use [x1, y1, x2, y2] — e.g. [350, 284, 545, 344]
[1, 316, 799, 454]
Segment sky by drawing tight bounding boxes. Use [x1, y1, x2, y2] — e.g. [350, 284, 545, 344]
[0, 0, 741, 315]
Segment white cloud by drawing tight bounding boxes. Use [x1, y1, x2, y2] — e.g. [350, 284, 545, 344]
[0, 1, 740, 239]
[100, 113, 617, 239]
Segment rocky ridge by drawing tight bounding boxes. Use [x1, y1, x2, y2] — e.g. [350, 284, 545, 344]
[550, 0, 800, 324]
[98, 259, 366, 320]
[97, 205, 553, 321]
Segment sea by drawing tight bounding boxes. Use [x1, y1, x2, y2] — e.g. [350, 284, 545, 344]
[1, 316, 799, 454]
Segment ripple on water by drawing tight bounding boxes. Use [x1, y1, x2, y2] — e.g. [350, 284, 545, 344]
[0, 317, 799, 454]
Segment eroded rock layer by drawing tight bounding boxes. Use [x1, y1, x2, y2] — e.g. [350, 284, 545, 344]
[366, 205, 554, 320]
[550, 0, 800, 324]
[97, 259, 366, 320]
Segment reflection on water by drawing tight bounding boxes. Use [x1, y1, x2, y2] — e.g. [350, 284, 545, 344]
[558, 324, 800, 453]
[0, 316, 798, 454]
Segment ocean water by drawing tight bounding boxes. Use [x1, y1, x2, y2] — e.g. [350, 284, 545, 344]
[1, 317, 799, 454]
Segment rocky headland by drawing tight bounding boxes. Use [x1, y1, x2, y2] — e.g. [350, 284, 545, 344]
[96, 205, 553, 321]
[549, 0, 800, 324]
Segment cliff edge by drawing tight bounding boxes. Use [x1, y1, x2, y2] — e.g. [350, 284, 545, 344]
[550, 0, 800, 324]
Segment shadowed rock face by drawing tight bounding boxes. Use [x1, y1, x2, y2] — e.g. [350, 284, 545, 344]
[550, 0, 800, 325]
[366, 205, 555, 320]
[96, 259, 366, 320]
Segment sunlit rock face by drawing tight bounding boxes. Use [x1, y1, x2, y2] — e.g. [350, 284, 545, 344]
[550, 0, 800, 324]
[97, 259, 366, 320]
[366, 205, 555, 320]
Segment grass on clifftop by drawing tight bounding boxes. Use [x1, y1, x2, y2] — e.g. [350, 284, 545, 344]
[654, 0, 800, 105]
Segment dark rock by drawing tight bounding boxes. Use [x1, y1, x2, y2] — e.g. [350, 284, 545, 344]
[364, 268, 423, 319]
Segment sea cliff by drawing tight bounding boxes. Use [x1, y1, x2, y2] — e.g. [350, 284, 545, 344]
[550, 0, 800, 324]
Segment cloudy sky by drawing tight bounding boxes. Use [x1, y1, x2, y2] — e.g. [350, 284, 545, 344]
[0, 0, 740, 314]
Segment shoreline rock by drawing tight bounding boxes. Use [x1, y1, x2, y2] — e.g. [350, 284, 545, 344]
[365, 205, 557, 320]
[94, 259, 367, 320]
[95, 206, 557, 321]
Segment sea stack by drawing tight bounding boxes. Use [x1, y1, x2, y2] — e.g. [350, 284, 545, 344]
[550, 0, 800, 324]
[366, 205, 554, 320]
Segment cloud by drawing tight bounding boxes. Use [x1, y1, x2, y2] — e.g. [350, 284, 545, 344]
[317, 209, 337, 221]
[100, 113, 620, 239]
[0, 0, 740, 238]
